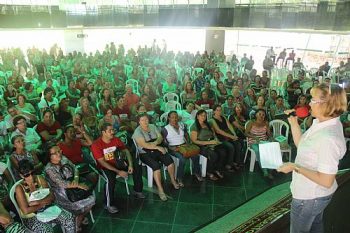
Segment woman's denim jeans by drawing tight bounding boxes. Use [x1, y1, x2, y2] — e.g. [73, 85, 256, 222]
[171, 151, 200, 181]
[290, 194, 333, 233]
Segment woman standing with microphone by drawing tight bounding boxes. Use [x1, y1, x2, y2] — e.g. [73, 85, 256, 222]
[278, 83, 347, 233]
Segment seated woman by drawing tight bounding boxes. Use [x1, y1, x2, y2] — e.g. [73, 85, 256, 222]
[45, 144, 96, 231]
[195, 91, 215, 110]
[56, 98, 74, 127]
[113, 96, 137, 132]
[210, 105, 244, 170]
[15, 94, 36, 115]
[72, 113, 91, 140]
[190, 110, 228, 181]
[36, 109, 62, 145]
[58, 125, 97, 187]
[245, 109, 274, 179]
[99, 105, 122, 133]
[132, 113, 179, 201]
[215, 81, 228, 104]
[250, 95, 267, 119]
[293, 94, 310, 120]
[181, 82, 197, 106]
[75, 97, 98, 133]
[229, 103, 247, 140]
[15, 159, 76, 232]
[161, 111, 203, 187]
[10, 135, 43, 180]
[0, 202, 26, 233]
[270, 95, 288, 120]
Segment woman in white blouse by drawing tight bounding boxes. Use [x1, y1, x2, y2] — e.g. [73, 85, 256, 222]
[278, 83, 347, 233]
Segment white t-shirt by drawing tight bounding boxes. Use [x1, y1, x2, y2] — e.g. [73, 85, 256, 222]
[291, 117, 346, 199]
[37, 97, 59, 110]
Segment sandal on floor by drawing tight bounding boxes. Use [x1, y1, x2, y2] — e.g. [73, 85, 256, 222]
[194, 174, 204, 182]
[172, 182, 180, 190]
[159, 192, 168, 201]
[178, 181, 185, 187]
[82, 217, 89, 225]
[208, 173, 219, 181]
[215, 171, 224, 179]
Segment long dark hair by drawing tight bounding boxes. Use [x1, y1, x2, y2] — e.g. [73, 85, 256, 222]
[194, 109, 211, 132]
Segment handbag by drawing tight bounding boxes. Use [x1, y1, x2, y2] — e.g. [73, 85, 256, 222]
[175, 144, 200, 158]
[59, 164, 93, 202]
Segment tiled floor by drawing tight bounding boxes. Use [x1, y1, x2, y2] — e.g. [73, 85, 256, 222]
[85, 164, 292, 233]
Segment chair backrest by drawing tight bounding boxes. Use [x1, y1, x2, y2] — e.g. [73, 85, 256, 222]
[6, 156, 16, 182]
[163, 92, 179, 103]
[269, 119, 289, 141]
[159, 112, 169, 125]
[164, 101, 182, 112]
[205, 109, 213, 121]
[10, 179, 24, 223]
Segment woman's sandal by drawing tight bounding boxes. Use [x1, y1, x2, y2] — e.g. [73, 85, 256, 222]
[178, 181, 185, 187]
[215, 171, 224, 179]
[208, 173, 219, 181]
[194, 174, 204, 182]
[172, 182, 180, 190]
[82, 217, 89, 225]
[159, 192, 168, 201]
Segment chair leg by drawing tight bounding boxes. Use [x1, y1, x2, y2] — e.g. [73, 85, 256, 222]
[189, 159, 193, 175]
[244, 148, 249, 163]
[147, 165, 153, 188]
[199, 155, 207, 177]
[89, 210, 95, 223]
[97, 176, 101, 193]
[249, 150, 256, 172]
[124, 178, 130, 195]
[163, 165, 167, 180]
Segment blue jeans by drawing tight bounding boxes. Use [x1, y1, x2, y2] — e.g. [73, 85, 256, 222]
[171, 151, 200, 181]
[290, 194, 333, 233]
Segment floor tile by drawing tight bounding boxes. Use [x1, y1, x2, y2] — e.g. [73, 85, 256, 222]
[99, 196, 143, 220]
[132, 222, 172, 233]
[213, 186, 246, 206]
[136, 200, 177, 224]
[178, 183, 213, 204]
[213, 204, 236, 218]
[174, 202, 212, 226]
[89, 218, 134, 233]
[215, 172, 244, 187]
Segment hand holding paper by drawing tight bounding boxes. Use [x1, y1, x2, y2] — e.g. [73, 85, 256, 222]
[258, 142, 283, 169]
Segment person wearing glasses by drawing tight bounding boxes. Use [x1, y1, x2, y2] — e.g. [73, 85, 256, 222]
[91, 123, 144, 213]
[11, 115, 42, 154]
[15, 159, 76, 233]
[132, 113, 178, 201]
[278, 84, 347, 233]
[10, 135, 43, 181]
[45, 144, 95, 231]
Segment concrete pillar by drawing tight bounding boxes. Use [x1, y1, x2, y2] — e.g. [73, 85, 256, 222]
[205, 29, 225, 54]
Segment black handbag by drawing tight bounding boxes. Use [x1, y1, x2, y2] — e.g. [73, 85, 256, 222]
[59, 164, 93, 202]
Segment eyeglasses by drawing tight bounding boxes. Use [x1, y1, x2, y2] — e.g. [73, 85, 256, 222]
[23, 172, 33, 178]
[310, 99, 326, 105]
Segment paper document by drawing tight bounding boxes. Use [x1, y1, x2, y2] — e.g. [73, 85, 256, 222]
[259, 142, 283, 169]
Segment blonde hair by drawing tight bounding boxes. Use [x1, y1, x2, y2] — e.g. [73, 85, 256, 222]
[310, 83, 347, 117]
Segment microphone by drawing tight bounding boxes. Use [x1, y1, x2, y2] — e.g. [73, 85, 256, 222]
[274, 111, 297, 120]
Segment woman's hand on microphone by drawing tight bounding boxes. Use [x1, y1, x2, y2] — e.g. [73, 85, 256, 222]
[284, 109, 298, 126]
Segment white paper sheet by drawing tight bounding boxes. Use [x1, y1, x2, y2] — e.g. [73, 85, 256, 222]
[258, 142, 283, 169]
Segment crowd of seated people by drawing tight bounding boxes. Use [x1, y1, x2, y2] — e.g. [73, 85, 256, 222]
[0, 42, 349, 232]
